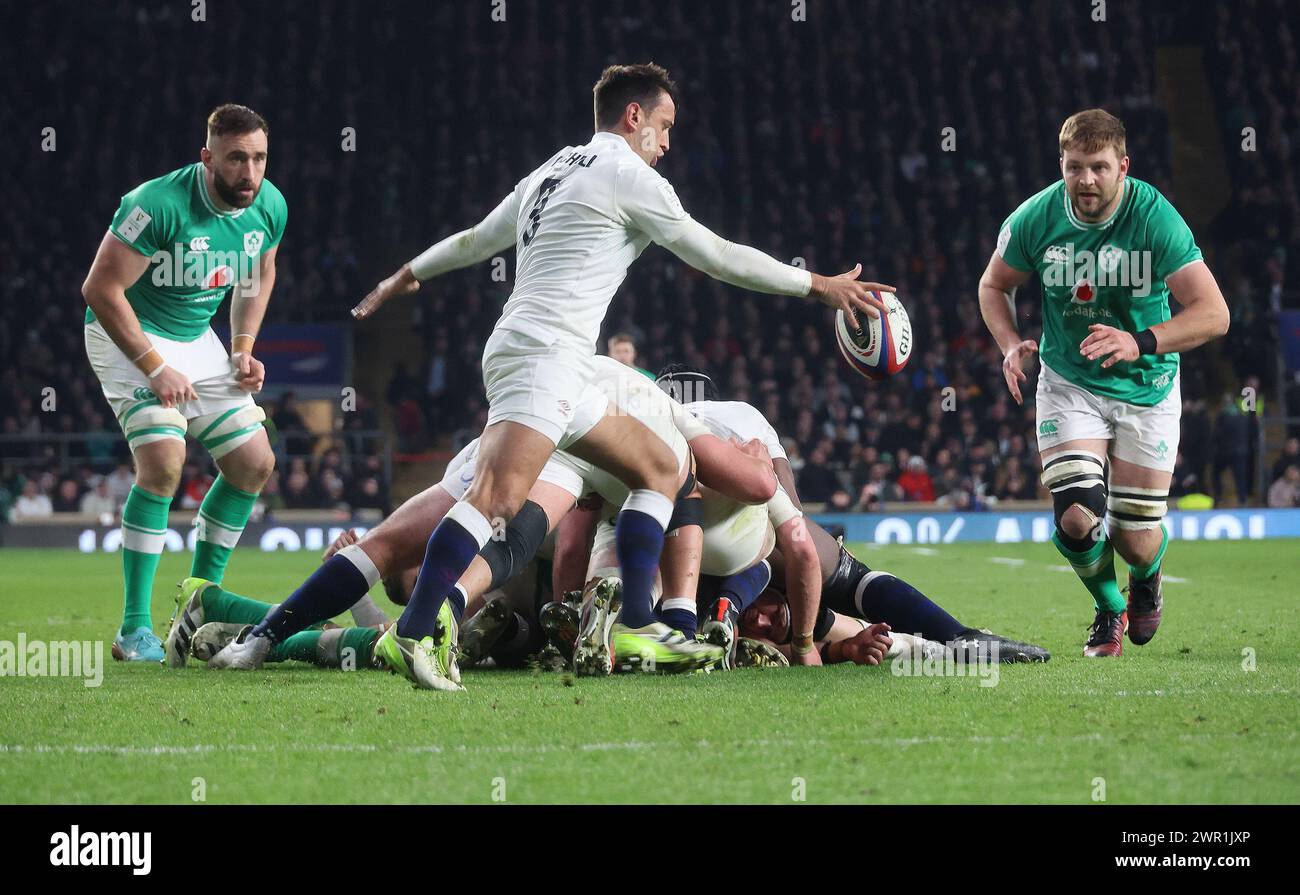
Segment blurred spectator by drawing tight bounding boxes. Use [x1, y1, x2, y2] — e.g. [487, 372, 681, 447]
[79, 479, 117, 517]
[1272, 437, 1300, 484]
[607, 332, 654, 379]
[797, 443, 842, 504]
[105, 463, 135, 503]
[271, 392, 312, 457]
[178, 462, 214, 510]
[51, 478, 83, 513]
[1268, 465, 1300, 508]
[10, 480, 52, 521]
[1212, 396, 1252, 504]
[897, 456, 936, 502]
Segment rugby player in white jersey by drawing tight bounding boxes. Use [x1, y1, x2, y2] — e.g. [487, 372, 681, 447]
[335, 63, 892, 690]
[197, 355, 772, 682]
[654, 364, 1053, 665]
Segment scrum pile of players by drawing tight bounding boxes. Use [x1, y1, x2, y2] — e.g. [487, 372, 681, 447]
[163, 355, 1050, 684]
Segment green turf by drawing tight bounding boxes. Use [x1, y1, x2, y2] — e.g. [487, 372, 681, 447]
[1, 540, 1297, 804]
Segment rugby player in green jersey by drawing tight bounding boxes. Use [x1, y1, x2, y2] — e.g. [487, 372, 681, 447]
[81, 105, 287, 662]
[978, 109, 1229, 657]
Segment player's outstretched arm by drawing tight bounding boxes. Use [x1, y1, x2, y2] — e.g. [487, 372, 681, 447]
[1080, 261, 1230, 368]
[352, 187, 522, 320]
[978, 253, 1036, 405]
[82, 233, 197, 409]
[659, 219, 892, 327]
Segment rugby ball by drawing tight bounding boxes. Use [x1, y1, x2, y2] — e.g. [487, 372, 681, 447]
[834, 292, 912, 381]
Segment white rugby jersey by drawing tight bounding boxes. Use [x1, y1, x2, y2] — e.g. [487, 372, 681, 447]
[498, 132, 693, 354]
[680, 400, 788, 461]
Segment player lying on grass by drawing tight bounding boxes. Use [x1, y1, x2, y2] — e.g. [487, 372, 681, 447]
[188, 357, 778, 681]
[978, 109, 1229, 657]
[653, 364, 1052, 665]
[81, 104, 285, 663]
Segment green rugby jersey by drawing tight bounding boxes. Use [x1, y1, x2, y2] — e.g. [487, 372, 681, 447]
[995, 176, 1201, 406]
[87, 163, 287, 342]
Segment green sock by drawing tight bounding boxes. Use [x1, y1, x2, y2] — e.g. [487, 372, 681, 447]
[1128, 526, 1169, 582]
[191, 474, 259, 583]
[270, 627, 379, 668]
[120, 486, 173, 633]
[200, 584, 277, 626]
[1052, 531, 1125, 612]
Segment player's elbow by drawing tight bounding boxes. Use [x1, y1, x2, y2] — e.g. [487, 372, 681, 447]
[1213, 305, 1231, 338]
[81, 275, 107, 311]
[741, 468, 778, 505]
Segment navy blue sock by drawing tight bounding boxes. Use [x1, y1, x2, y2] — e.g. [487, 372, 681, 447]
[251, 555, 369, 644]
[397, 518, 480, 639]
[855, 573, 965, 642]
[654, 601, 697, 638]
[715, 561, 773, 614]
[615, 509, 666, 628]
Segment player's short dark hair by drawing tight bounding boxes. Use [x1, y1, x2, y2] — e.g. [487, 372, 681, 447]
[656, 363, 718, 403]
[1059, 108, 1126, 160]
[207, 104, 269, 141]
[593, 63, 677, 130]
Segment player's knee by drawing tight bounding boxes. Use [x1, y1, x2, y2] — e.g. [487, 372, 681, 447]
[226, 442, 275, 489]
[1059, 504, 1099, 542]
[464, 479, 525, 525]
[1042, 449, 1107, 546]
[134, 444, 185, 493]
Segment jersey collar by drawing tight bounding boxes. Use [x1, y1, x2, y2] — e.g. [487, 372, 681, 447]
[1063, 178, 1127, 231]
[591, 131, 635, 154]
[194, 163, 247, 219]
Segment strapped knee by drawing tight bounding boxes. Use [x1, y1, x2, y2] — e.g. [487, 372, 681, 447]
[189, 405, 267, 459]
[1107, 486, 1168, 530]
[1042, 450, 1107, 546]
[120, 400, 187, 452]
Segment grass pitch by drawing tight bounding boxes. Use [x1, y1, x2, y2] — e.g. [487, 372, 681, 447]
[1, 540, 1297, 804]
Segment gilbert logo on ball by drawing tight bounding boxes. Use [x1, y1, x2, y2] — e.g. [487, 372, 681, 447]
[834, 292, 913, 381]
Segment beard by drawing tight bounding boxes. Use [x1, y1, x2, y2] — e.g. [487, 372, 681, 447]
[213, 169, 259, 208]
[1071, 181, 1121, 221]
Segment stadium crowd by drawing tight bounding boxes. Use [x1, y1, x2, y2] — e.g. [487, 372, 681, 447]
[3, 0, 1297, 523]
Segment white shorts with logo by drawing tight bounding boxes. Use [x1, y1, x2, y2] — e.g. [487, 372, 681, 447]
[1035, 362, 1181, 473]
[84, 321, 262, 458]
[482, 328, 608, 449]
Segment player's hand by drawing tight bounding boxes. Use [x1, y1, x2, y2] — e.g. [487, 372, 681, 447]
[323, 527, 360, 561]
[149, 366, 197, 409]
[809, 263, 894, 329]
[1080, 324, 1139, 369]
[231, 352, 265, 393]
[352, 265, 420, 321]
[1002, 339, 1039, 406]
[839, 623, 893, 666]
